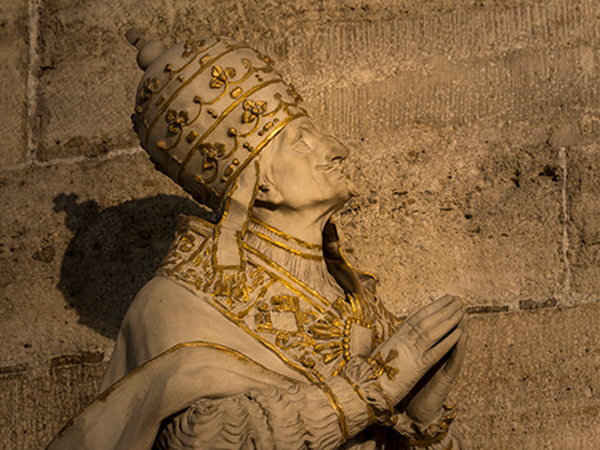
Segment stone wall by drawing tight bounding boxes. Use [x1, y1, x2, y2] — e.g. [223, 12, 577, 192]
[1, 0, 599, 448]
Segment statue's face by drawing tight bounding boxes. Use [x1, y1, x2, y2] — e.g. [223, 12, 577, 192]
[258, 117, 356, 214]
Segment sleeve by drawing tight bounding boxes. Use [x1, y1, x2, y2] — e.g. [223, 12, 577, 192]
[152, 355, 393, 450]
[154, 356, 466, 450]
[152, 357, 393, 450]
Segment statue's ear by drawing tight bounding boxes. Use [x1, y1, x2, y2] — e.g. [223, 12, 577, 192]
[254, 164, 283, 208]
[255, 176, 284, 206]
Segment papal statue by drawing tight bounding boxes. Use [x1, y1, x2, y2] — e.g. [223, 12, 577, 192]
[47, 33, 469, 450]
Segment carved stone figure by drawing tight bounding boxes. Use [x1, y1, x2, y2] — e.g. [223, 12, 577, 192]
[47, 33, 468, 450]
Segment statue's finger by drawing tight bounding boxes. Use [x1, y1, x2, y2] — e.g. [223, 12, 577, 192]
[444, 325, 469, 378]
[423, 328, 463, 368]
[416, 307, 463, 352]
[413, 298, 463, 334]
[404, 294, 456, 327]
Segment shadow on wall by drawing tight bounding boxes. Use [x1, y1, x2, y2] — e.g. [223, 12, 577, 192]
[53, 193, 208, 340]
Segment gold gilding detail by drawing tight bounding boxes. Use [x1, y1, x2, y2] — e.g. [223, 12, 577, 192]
[56, 339, 303, 445]
[258, 121, 274, 137]
[242, 99, 267, 123]
[207, 108, 218, 118]
[186, 131, 198, 143]
[249, 229, 324, 261]
[178, 78, 281, 186]
[144, 44, 245, 149]
[182, 39, 206, 58]
[366, 349, 399, 381]
[340, 373, 376, 425]
[200, 54, 211, 65]
[158, 217, 399, 382]
[231, 86, 243, 98]
[210, 65, 237, 89]
[250, 216, 322, 250]
[166, 109, 190, 134]
[141, 77, 160, 100]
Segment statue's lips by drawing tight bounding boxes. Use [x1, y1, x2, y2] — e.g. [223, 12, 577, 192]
[317, 161, 350, 180]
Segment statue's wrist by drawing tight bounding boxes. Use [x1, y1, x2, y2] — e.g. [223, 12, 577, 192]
[393, 405, 457, 449]
[339, 357, 400, 427]
[320, 376, 373, 439]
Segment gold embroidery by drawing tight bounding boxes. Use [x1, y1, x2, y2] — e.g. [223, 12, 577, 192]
[159, 216, 399, 381]
[250, 216, 322, 250]
[248, 228, 324, 261]
[366, 349, 399, 381]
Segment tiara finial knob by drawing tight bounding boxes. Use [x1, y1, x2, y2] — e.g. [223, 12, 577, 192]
[126, 28, 168, 71]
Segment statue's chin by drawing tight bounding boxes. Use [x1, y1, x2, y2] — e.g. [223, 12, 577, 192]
[347, 179, 360, 198]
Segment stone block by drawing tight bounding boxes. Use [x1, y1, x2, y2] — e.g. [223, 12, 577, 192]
[567, 139, 600, 304]
[334, 118, 564, 315]
[0, 152, 207, 370]
[306, 45, 600, 141]
[0, 360, 107, 450]
[0, 0, 29, 167]
[287, 0, 600, 101]
[450, 302, 600, 449]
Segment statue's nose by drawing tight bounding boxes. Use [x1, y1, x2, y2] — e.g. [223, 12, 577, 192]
[325, 137, 349, 162]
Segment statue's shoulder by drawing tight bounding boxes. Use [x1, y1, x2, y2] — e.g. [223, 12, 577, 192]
[156, 213, 260, 305]
[159, 213, 216, 270]
[157, 214, 220, 288]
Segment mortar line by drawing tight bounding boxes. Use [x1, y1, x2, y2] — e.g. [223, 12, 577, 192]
[559, 146, 571, 297]
[25, 0, 40, 164]
[0, 146, 145, 173]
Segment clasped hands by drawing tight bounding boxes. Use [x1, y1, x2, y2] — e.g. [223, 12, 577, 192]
[371, 295, 468, 426]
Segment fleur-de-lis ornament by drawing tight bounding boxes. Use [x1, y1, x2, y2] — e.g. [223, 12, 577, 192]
[210, 65, 236, 89]
[166, 110, 190, 134]
[242, 100, 267, 123]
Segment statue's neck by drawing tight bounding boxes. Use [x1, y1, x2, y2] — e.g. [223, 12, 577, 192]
[249, 206, 334, 246]
[244, 216, 345, 302]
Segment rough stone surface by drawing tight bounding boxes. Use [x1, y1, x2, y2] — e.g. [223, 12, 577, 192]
[0, 0, 29, 167]
[0, 360, 107, 450]
[3, 0, 600, 448]
[567, 140, 600, 303]
[35, 0, 600, 161]
[336, 118, 565, 315]
[450, 302, 600, 449]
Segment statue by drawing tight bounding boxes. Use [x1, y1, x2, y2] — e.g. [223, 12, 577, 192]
[46, 33, 469, 450]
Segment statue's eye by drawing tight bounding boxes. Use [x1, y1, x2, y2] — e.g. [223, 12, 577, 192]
[292, 133, 312, 153]
[289, 128, 312, 153]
